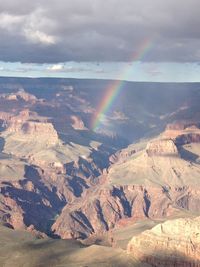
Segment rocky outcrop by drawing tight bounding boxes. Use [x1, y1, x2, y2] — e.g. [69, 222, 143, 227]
[165, 122, 199, 131]
[163, 122, 200, 145]
[0, 111, 13, 122]
[3, 111, 59, 145]
[175, 133, 200, 145]
[5, 110, 31, 132]
[109, 148, 136, 164]
[21, 121, 58, 139]
[1, 89, 37, 103]
[127, 217, 200, 267]
[0, 110, 58, 147]
[6, 120, 59, 145]
[146, 139, 179, 157]
[0, 165, 67, 234]
[70, 115, 86, 130]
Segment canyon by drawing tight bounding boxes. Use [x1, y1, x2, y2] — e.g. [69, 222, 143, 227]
[0, 77, 200, 266]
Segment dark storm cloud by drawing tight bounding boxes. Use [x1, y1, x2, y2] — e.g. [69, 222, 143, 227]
[0, 0, 200, 63]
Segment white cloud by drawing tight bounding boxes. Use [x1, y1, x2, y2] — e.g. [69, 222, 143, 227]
[0, 9, 57, 45]
[0, 13, 24, 31]
[22, 8, 57, 45]
[23, 29, 56, 45]
[47, 64, 64, 71]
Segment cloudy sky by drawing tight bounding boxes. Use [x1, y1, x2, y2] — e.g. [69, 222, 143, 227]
[0, 0, 200, 81]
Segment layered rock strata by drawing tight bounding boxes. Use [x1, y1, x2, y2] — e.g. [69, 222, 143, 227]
[127, 217, 200, 267]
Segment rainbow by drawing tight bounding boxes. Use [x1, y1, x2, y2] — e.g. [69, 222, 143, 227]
[91, 38, 154, 131]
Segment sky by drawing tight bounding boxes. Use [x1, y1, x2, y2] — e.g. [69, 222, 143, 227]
[0, 0, 200, 82]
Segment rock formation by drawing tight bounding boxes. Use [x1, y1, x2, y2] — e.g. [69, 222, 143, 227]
[70, 115, 86, 130]
[21, 121, 58, 140]
[51, 181, 200, 239]
[1, 89, 37, 102]
[127, 216, 200, 267]
[0, 108, 59, 146]
[163, 122, 200, 145]
[109, 148, 136, 164]
[146, 139, 179, 157]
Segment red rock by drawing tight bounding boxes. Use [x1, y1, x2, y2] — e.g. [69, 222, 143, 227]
[127, 217, 200, 267]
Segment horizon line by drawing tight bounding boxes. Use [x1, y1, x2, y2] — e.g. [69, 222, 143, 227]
[0, 75, 200, 84]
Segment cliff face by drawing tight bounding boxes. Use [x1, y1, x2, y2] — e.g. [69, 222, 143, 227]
[21, 121, 58, 140]
[146, 139, 179, 157]
[127, 217, 200, 267]
[165, 122, 199, 131]
[109, 148, 136, 164]
[52, 183, 200, 239]
[0, 89, 37, 103]
[51, 184, 171, 239]
[6, 119, 59, 146]
[175, 133, 200, 145]
[163, 122, 200, 145]
[0, 164, 67, 233]
[3, 109, 55, 135]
